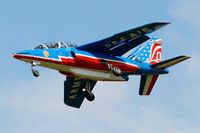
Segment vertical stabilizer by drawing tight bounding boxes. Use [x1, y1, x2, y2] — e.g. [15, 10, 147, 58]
[129, 37, 163, 64]
[139, 75, 159, 95]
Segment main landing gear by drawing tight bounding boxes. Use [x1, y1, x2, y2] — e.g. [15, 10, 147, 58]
[31, 62, 40, 77]
[100, 59, 129, 81]
[112, 67, 122, 76]
[100, 59, 122, 76]
[83, 81, 95, 101]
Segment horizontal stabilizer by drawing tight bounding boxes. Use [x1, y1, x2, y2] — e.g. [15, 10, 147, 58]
[139, 75, 159, 95]
[151, 55, 190, 69]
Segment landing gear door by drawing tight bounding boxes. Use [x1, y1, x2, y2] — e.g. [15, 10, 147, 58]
[64, 77, 97, 108]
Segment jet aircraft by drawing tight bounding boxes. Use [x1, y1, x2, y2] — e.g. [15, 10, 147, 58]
[13, 22, 190, 108]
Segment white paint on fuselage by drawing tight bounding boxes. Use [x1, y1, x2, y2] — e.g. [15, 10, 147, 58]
[70, 67, 125, 81]
[19, 58, 126, 81]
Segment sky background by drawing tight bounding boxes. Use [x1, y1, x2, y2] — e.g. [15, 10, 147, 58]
[0, 0, 200, 133]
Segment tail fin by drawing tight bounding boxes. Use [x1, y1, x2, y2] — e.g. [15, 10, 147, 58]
[139, 75, 159, 95]
[129, 37, 190, 96]
[139, 56, 190, 96]
[129, 37, 163, 64]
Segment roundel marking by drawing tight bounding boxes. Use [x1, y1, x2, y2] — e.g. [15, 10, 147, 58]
[43, 50, 49, 58]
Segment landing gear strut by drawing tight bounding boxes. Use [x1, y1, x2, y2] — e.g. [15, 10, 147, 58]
[83, 81, 95, 101]
[31, 62, 40, 77]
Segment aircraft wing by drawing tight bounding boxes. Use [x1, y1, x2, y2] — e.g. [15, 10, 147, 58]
[64, 77, 97, 108]
[77, 22, 169, 56]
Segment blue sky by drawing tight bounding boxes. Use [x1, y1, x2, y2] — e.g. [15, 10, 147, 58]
[0, 0, 200, 133]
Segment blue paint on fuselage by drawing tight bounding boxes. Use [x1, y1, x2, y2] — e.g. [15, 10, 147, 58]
[14, 47, 168, 75]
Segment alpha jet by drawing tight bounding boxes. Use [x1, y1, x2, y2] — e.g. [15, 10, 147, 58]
[13, 22, 190, 108]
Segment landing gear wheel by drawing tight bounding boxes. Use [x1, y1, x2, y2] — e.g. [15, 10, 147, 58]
[83, 80, 95, 101]
[31, 62, 40, 77]
[85, 91, 95, 101]
[112, 67, 122, 76]
[32, 70, 40, 77]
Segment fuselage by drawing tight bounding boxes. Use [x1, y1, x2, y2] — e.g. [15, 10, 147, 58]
[12, 23, 191, 109]
[13, 47, 142, 81]
[13, 45, 169, 81]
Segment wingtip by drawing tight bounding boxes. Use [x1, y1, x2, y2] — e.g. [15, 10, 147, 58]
[185, 56, 191, 59]
[152, 22, 170, 30]
[179, 55, 191, 61]
[155, 22, 171, 25]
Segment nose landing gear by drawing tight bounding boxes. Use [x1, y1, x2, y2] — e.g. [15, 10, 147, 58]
[31, 62, 40, 77]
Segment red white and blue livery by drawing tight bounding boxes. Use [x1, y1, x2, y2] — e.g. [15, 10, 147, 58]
[13, 22, 190, 108]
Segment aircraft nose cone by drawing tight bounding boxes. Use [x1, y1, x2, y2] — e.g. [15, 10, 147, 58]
[13, 50, 31, 59]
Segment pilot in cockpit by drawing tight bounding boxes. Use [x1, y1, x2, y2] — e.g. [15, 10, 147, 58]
[34, 41, 77, 49]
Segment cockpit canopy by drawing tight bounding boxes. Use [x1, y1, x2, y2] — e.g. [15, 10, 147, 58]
[34, 42, 77, 49]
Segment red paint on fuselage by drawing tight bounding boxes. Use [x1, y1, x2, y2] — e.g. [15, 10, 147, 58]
[13, 54, 139, 73]
[63, 55, 139, 72]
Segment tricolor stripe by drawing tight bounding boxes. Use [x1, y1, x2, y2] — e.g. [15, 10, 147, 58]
[139, 75, 158, 95]
[13, 53, 139, 72]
